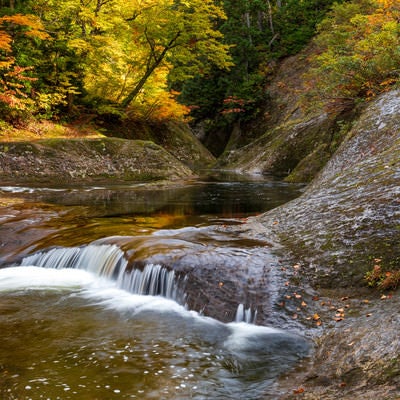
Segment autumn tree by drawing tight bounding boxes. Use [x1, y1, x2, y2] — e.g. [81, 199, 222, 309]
[119, 0, 233, 108]
[309, 0, 400, 103]
[0, 13, 49, 119]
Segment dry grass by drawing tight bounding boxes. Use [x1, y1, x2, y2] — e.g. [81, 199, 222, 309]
[0, 119, 105, 142]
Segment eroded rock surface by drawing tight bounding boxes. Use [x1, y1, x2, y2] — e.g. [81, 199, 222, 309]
[245, 89, 400, 398]
[0, 138, 194, 185]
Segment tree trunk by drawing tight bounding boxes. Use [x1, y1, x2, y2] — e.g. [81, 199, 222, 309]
[121, 64, 158, 108]
[121, 31, 181, 108]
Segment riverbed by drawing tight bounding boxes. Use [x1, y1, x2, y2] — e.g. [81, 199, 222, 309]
[0, 174, 310, 399]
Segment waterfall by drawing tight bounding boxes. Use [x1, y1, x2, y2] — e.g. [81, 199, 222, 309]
[235, 303, 257, 324]
[19, 244, 184, 303]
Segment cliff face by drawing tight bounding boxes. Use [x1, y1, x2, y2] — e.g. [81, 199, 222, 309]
[263, 89, 400, 286]
[217, 45, 356, 182]
[251, 89, 400, 399]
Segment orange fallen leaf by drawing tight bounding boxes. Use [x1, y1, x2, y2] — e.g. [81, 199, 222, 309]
[313, 313, 320, 321]
[294, 294, 302, 299]
[293, 387, 305, 394]
[337, 308, 344, 313]
[301, 301, 307, 307]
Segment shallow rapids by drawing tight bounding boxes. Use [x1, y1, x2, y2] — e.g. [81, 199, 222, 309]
[0, 175, 309, 398]
[0, 266, 310, 399]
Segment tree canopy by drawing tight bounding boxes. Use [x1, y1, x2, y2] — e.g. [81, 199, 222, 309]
[0, 0, 398, 125]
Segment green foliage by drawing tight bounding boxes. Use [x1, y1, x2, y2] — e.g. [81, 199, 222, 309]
[308, 0, 400, 102]
[179, 0, 339, 132]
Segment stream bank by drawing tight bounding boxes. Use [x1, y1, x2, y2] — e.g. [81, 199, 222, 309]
[238, 89, 400, 399]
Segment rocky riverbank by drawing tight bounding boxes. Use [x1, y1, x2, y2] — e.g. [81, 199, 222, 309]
[0, 138, 195, 185]
[241, 89, 400, 399]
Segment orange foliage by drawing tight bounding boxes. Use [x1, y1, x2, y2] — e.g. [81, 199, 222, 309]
[0, 14, 50, 41]
[0, 31, 12, 52]
[130, 90, 190, 122]
[0, 14, 49, 113]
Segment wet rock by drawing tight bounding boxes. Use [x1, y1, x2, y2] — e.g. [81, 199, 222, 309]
[261, 89, 400, 287]
[248, 89, 400, 398]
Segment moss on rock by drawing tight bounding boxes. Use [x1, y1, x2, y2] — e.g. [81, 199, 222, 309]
[0, 138, 195, 185]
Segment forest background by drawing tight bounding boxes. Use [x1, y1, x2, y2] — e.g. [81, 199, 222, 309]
[0, 0, 399, 153]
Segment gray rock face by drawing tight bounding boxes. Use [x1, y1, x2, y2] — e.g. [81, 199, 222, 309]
[262, 89, 400, 287]
[253, 90, 400, 398]
[0, 138, 194, 185]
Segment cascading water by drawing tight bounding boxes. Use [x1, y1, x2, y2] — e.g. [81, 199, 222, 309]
[0, 179, 312, 400]
[19, 244, 185, 303]
[235, 303, 257, 324]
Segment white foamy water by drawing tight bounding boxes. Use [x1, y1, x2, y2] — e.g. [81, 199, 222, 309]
[0, 265, 310, 400]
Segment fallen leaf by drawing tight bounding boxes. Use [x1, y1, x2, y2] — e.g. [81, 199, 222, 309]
[337, 308, 344, 313]
[341, 296, 349, 301]
[316, 319, 322, 326]
[335, 317, 343, 322]
[292, 313, 298, 319]
[293, 264, 301, 270]
[313, 313, 320, 321]
[366, 313, 372, 317]
[295, 293, 302, 299]
[380, 295, 387, 300]
[301, 301, 307, 307]
[293, 387, 305, 394]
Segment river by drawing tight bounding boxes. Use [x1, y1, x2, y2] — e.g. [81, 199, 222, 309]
[0, 174, 310, 399]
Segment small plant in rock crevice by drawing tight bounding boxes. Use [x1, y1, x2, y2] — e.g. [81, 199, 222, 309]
[365, 258, 400, 291]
